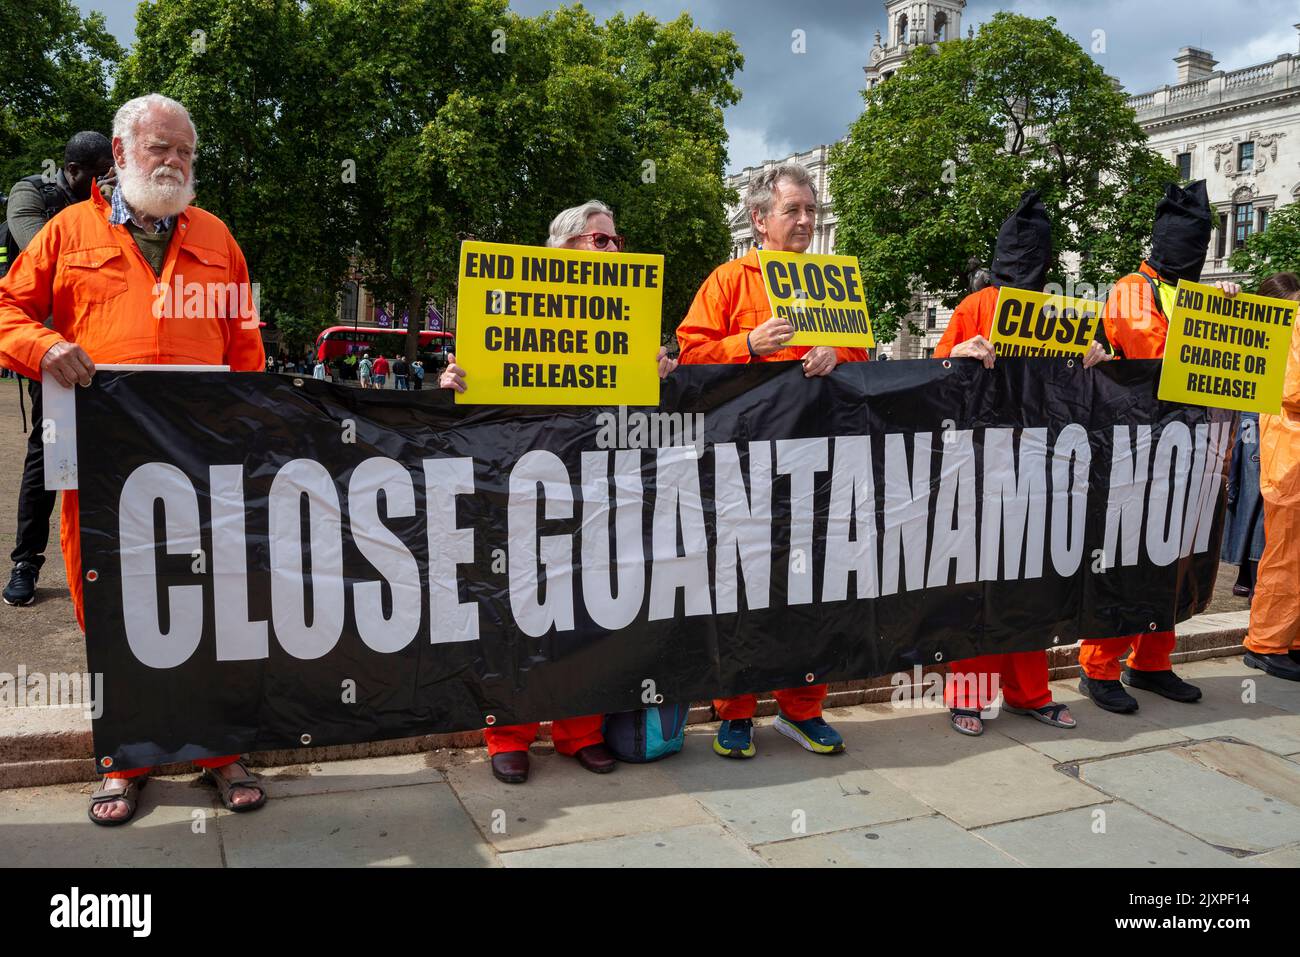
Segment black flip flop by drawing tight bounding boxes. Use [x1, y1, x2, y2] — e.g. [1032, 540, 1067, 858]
[87, 776, 147, 827]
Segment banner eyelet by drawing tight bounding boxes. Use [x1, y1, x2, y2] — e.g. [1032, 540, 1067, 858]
[933, 652, 944, 662]
[85, 569, 99, 582]
[804, 672, 815, 683]
[99, 756, 113, 769]
[1066, 359, 1075, 368]
[293, 378, 304, 387]
[1148, 622, 1158, 631]
[299, 733, 312, 745]
[654, 693, 664, 704]
[1052, 635, 1061, 644]
[484, 714, 497, 726]
[942, 360, 952, 369]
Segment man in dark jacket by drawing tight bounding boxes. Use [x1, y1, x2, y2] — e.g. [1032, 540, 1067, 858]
[3, 131, 113, 607]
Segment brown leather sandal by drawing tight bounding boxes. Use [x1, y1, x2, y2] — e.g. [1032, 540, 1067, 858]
[87, 776, 148, 827]
[201, 761, 267, 812]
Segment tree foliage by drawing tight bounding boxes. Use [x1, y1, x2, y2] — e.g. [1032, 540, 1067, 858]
[829, 13, 1177, 341]
[0, 0, 122, 188]
[1230, 201, 1300, 290]
[122, 0, 742, 356]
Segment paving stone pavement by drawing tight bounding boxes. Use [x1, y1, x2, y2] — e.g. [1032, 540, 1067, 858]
[2, 657, 1297, 867]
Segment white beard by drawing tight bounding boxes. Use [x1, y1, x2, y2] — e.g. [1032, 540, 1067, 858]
[117, 161, 196, 220]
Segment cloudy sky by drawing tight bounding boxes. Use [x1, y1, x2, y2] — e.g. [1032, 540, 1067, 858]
[79, 0, 1300, 173]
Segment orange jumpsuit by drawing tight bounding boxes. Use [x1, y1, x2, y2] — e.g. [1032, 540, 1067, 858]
[1078, 262, 1179, 679]
[1244, 297, 1300, 656]
[0, 184, 265, 777]
[677, 247, 869, 721]
[936, 285, 1054, 710]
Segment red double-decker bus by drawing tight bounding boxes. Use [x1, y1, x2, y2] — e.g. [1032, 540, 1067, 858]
[314, 326, 453, 365]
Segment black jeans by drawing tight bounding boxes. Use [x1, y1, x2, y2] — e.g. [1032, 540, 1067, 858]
[11, 378, 57, 569]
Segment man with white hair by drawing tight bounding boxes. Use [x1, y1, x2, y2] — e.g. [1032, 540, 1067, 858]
[677, 162, 868, 760]
[0, 92, 268, 825]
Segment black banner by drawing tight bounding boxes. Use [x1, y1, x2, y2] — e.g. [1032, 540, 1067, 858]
[78, 360, 1232, 769]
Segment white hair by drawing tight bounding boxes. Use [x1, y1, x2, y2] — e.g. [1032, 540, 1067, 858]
[745, 162, 817, 241]
[112, 93, 198, 149]
[546, 200, 615, 248]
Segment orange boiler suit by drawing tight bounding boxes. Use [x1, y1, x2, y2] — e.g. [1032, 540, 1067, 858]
[1244, 299, 1300, 656]
[0, 184, 265, 777]
[1077, 262, 1180, 679]
[935, 285, 1054, 711]
[676, 247, 869, 721]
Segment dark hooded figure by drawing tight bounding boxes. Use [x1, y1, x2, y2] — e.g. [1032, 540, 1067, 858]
[931, 190, 1084, 738]
[1083, 178, 1242, 717]
[1146, 179, 1213, 284]
[989, 188, 1053, 292]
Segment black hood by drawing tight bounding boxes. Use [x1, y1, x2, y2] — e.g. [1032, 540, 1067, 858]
[990, 189, 1052, 291]
[1147, 180, 1212, 283]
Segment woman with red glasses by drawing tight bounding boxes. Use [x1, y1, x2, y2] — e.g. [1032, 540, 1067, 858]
[440, 200, 676, 783]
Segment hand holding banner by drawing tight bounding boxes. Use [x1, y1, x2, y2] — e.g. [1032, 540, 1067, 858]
[454, 240, 664, 406]
[988, 286, 1102, 358]
[758, 250, 875, 349]
[1158, 280, 1298, 413]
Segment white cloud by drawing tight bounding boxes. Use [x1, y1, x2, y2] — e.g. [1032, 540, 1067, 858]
[725, 123, 797, 176]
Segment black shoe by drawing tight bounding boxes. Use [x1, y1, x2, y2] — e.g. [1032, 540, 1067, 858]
[1078, 675, 1139, 713]
[1121, 667, 1202, 703]
[1244, 652, 1300, 682]
[2, 562, 38, 607]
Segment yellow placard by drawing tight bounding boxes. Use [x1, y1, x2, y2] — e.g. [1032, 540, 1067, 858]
[1158, 280, 1297, 414]
[988, 286, 1102, 358]
[757, 250, 875, 348]
[454, 240, 664, 406]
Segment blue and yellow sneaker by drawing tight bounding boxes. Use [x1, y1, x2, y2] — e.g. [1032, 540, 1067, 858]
[773, 714, 845, 754]
[713, 718, 756, 758]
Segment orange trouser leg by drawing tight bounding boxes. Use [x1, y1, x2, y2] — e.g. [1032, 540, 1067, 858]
[945, 653, 1051, 711]
[1079, 631, 1174, 680]
[60, 492, 85, 632]
[548, 715, 605, 756]
[714, 685, 827, 722]
[944, 655, 1003, 710]
[106, 756, 240, 780]
[999, 650, 1053, 710]
[483, 722, 540, 756]
[1244, 501, 1300, 655]
[1127, 632, 1176, 671]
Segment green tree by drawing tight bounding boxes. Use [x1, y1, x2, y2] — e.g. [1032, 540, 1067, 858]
[829, 13, 1177, 342]
[0, 0, 122, 188]
[1230, 202, 1300, 290]
[117, 0, 359, 340]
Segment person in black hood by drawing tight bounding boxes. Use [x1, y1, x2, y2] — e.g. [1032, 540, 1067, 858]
[1146, 179, 1213, 284]
[1082, 180, 1242, 715]
[937, 189, 1110, 371]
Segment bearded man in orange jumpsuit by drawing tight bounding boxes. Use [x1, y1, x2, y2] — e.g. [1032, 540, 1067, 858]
[1079, 180, 1240, 713]
[0, 94, 267, 824]
[936, 190, 1109, 735]
[1243, 271, 1300, 681]
[676, 162, 868, 758]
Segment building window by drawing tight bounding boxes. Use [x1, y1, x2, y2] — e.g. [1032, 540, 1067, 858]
[923, 347, 934, 359]
[1238, 141, 1254, 173]
[1234, 202, 1253, 249]
[897, 14, 909, 45]
[926, 306, 937, 330]
[1176, 152, 1191, 180]
[1258, 208, 1269, 233]
[934, 12, 948, 42]
[340, 281, 359, 325]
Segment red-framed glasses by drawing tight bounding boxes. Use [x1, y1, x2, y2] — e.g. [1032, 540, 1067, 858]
[574, 231, 625, 251]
